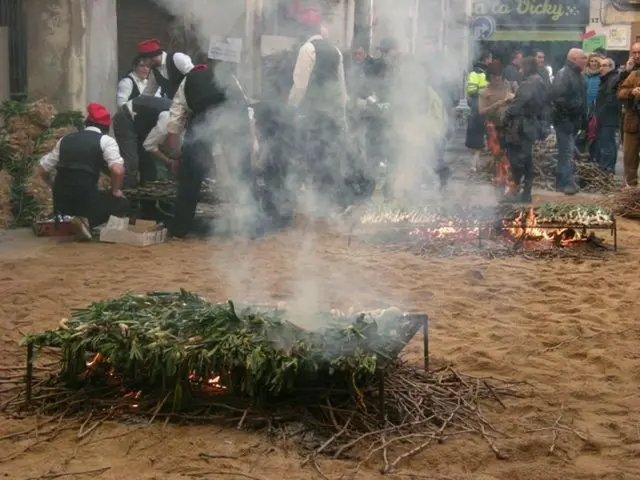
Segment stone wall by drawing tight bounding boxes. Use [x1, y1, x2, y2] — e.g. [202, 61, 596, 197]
[86, 0, 118, 115]
[24, 0, 87, 111]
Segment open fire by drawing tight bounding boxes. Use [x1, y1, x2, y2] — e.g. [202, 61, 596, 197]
[368, 202, 618, 252]
[83, 353, 229, 408]
[504, 206, 586, 246]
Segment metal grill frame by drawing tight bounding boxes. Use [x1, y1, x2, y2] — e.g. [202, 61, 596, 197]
[348, 214, 618, 251]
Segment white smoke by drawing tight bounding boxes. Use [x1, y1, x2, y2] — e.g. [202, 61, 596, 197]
[151, 0, 472, 323]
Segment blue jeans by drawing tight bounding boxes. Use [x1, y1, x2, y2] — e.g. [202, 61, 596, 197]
[594, 125, 617, 174]
[554, 121, 576, 189]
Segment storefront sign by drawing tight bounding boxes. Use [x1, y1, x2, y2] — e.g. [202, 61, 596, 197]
[471, 0, 589, 28]
[472, 16, 497, 39]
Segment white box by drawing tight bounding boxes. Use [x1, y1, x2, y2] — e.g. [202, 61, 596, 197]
[99, 216, 167, 247]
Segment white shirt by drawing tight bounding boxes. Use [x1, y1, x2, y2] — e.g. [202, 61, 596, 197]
[116, 72, 148, 107]
[143, 111, 171, 152]
[39, 127, 125, 174]
[288, 35, 348, 109]
[167, 79, 189, 135]
[142, 51, 194, 96]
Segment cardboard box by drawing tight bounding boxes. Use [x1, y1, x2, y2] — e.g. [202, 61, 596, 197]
[99, 216, 167, 246]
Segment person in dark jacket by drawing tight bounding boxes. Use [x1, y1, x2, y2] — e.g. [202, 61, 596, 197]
[502, 57, 547, 203]
[549, 48, 588, 195]
[593, 58, 620, 174]
[503, 50, 523, 85]
[535, 50, 551, 87]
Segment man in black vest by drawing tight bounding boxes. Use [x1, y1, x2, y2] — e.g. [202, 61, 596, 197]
[137, 39, 194, 100]
[165, 64, 234, 238]
[112, 95, 173, 187]
[288, 13, 349, 207]
[36, 103, 129, 240]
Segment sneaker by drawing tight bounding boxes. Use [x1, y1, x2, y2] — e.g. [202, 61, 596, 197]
[71, 217, 92, 241]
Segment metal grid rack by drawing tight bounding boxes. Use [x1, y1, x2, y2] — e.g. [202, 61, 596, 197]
[24, 312, 430, 423]
[348, 211, 618, 251]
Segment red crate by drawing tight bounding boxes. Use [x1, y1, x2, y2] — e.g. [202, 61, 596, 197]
[33, 220, 76, 237]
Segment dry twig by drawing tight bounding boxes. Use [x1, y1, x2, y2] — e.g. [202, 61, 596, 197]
[26, 467, 110, 479]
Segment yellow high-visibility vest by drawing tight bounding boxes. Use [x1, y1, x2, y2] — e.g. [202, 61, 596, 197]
[466, 70, 488, 96]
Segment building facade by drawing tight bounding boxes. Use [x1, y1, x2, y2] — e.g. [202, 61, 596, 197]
[586, 0, 640, 52]
[17, 0, 357, 113]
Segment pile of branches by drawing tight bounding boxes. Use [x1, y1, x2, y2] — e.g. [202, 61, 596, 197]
[6, 291, 520, 471]
[470, 138, 618, 194]
[0, 99, 83, 226]
[607, 188, 640, 218]
[123, 179, 220, 205]
[533, 143, 618, 193]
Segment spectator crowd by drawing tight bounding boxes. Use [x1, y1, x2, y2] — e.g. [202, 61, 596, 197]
[464, 43, 640, 202]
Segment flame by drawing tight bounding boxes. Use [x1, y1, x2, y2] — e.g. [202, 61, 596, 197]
[205, 374, 227, 393]
[410, 221, 480, 242]
[188, 370, 228, 393]
[86, 353, 104, 367]
[505, 207, 584, 246]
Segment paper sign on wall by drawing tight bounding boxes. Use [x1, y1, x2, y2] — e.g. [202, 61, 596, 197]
[583, 35, 606, 53]
[608, 27, 630, 50]
[208, 36, 243, 63]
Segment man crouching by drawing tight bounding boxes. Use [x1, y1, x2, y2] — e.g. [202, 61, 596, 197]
[36, 103, 129, 240]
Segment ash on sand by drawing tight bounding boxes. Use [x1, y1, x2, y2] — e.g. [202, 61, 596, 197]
[4, 291, 525, 473]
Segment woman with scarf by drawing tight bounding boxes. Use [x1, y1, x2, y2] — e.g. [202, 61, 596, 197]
[478, 61, 516, 198]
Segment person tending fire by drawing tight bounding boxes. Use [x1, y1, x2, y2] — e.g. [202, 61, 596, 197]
[287, 8, 349, 203]
[165, 63, 253, 238]
[112, 95, 174, 187]
[137, 38, 194, 100]
[36, 103, 129, 241]
[478, 60, 516, 198]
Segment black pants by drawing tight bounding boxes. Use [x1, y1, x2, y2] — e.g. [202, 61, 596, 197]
[53, 173, 129, 228]
[506, 139, 534, 200]
[112, 108, 139, 188]
[113, 108, 160, 187]
[300, 112, 346, 199]
[169, 131, 214, 238]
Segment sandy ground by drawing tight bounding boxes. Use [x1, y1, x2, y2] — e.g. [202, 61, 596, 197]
[0, 194, 639, 480]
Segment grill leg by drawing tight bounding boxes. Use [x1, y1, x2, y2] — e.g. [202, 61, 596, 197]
[423, 315, 429, 371]
[26, 343, 33, 405]
[378, 369, 385, 425]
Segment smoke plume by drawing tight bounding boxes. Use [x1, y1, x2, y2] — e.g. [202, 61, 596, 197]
[151, 0, 471, 324]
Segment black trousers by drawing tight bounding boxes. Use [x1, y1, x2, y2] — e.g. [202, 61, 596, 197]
[112, 108, 139, 188]
[169, 132, 214, 238]
[506, 139, 534, 199]
[299, 111, 346, 200]
[113, 108, 161, 187]
[53, 173, 129, 228]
